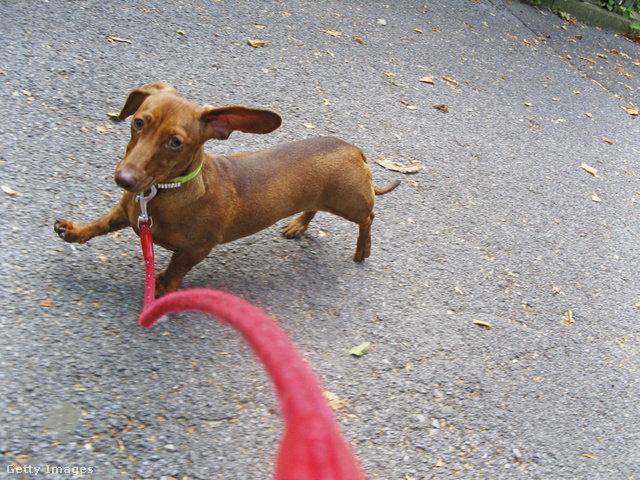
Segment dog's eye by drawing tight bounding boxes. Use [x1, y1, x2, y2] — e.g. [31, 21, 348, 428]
[133, 118, 144, 130]
[169, 137, 183, 148]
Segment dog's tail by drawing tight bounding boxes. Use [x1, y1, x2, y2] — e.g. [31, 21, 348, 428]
[374, 180, 401, 195]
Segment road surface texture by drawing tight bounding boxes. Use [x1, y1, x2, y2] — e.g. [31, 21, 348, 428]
[1, 1, 638, 479]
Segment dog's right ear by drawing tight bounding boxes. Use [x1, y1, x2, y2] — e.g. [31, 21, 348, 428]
[118, 82, 177, 120]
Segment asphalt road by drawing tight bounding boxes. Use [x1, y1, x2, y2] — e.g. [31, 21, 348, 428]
[1, 1, 639, 479]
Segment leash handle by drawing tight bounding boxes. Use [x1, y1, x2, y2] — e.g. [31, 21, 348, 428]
[138, 289, 366, 480]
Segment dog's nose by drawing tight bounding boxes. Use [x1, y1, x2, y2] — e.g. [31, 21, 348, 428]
[114, 170, 137, 191]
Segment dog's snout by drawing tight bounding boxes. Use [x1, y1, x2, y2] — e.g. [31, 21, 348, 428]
[115, 169, 138, 191]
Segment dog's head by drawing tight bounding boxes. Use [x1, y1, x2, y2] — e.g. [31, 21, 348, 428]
[114, 82, 282, 193]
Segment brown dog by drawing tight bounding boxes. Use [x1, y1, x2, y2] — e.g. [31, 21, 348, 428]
[54, 82, 400, 296]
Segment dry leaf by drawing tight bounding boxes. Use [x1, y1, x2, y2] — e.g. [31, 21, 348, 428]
[323, 98, 331, 106]
[323, 29, 343, 37]
[106, 112, 121, 119]
[354, 36, 364, 44]
[248, 39, 267, 48]
[177, 30, 186, 35]
[377, 18, 387, 26]
[106, 35, 132, 44]
[98, 255, 108, 263]
[580, 163, 598, 177]
[601, 137, 613, 145]
[584, 112, 593, 119]
[349, 342, 371, 356]
[323, 391, 352, 411]
[580, 56, 596, 64]
[302, 122, 316, 129]
[472, 319, 492, 329]
[440, 75, 462, 86]
[419, 76, 435, 84]
[376, 158, 423, 174]
[623, 106, 640, 116]
[561, 310, 576, 326]
[2, 185, 19, 197]
[415, 28, 423, 34]
[96, 123, 113, 134]
[592, 193, 602, 202]
[433, 103, 449, 113]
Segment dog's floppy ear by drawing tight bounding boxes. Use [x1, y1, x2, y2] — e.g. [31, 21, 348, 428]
[200, 106, 282, 140]
[118, 82, 177, 120]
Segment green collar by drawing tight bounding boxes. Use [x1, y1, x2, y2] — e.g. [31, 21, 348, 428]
[155, 162, 203, 189]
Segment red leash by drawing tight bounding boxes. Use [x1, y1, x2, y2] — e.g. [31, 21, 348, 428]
[136, 190, 365, 480]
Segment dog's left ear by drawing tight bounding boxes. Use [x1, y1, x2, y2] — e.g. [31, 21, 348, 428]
[118, 82, 178, 120]
[201, 106, 282, 140]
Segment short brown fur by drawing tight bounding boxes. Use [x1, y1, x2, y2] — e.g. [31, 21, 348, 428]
[55, 82, 400, 296]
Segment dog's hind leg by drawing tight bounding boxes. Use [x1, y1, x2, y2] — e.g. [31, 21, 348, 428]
[354, 211, 374, 262]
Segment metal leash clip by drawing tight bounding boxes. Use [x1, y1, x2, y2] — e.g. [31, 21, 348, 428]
[136, 185, 158, 229]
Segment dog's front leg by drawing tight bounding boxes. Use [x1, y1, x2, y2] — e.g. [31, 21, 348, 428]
[155, 247, 213, 297]
[54, 200, 130, 244]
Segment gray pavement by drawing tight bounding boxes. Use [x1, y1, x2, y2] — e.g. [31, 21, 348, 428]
[1, 1, 639, 479]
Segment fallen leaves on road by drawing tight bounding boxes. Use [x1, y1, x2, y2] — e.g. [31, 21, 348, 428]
[580, 163, 598, 177]
[419, 76, 435, 84]
[440, 75, 462, 86]
[96, 123, 113, 135]
[389, 78, 407, 88]
[400, 99, 417, 110]
[106, 36, 132, 44]
[601, 137, 613, 145]
[2, 185, 19, 197]
[472, 319, 492, 329]
[561, 310, 575, 326]
[349, 342, 371, 357]
[433, 103, 449, 113]
[376, 158, 423, 174]
[323, 391, 352, 411]
[622, 105, 640, 116]
[322, 29, 343, 37]
[354, 36, 364, 44]
[248, 39, 267, 48]
[302, 122, 316, 129]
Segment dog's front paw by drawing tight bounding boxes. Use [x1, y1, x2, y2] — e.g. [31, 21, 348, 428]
[54, 219, 88, 243]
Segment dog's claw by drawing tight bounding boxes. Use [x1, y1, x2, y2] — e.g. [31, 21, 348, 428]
[54, 221, 66, 239]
